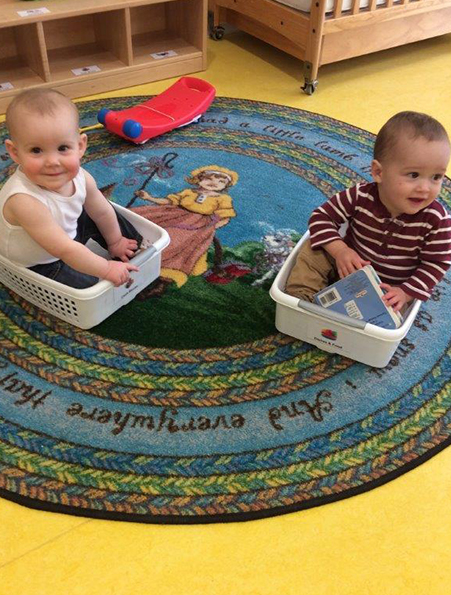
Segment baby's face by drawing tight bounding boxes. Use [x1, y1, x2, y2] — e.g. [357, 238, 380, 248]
[7, 105, 86, 195]
[372, 134, 450, 217]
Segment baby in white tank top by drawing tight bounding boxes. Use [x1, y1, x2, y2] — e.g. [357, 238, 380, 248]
[0, 88, 141, 288]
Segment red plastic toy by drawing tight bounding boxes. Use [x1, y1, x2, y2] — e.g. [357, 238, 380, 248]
[97, 77, 216, 144]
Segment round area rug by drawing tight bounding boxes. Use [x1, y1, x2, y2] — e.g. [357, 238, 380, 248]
[0, 97, 450, 523]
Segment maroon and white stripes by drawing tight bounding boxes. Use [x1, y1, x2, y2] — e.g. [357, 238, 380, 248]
[309, 182, 451, 300]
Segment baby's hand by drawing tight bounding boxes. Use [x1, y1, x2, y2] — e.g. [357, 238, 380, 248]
[380, 284, 412, 312]
[103, 261, 139, 287]
[108, 237, 138, 262]
[334, 246, 370, 278]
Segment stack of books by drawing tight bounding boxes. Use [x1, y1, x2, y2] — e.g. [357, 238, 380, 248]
[314, 265, 403, 329]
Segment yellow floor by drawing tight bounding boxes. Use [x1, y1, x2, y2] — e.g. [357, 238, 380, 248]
[2, 29, 451, 595]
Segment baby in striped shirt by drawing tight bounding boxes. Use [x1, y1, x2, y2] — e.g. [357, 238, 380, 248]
[286, 111, 451, 312]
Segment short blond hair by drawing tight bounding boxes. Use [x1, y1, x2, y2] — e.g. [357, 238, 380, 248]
[374, 111, 449, 162]
[5, 88, 79, 139]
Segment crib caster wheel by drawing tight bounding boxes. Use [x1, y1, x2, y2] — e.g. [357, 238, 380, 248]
[210, 26, 225, 40]
[301, 79, 318, 95]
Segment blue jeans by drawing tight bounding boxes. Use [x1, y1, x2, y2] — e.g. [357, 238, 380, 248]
[29, 207, 143, 289]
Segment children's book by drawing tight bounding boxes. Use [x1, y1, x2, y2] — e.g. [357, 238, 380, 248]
[313, 265, 403, 329]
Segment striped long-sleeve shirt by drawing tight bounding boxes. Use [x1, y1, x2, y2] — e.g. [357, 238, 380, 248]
[309, 182, 451, 300]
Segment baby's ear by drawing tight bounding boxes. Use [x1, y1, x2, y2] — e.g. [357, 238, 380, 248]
[78, 133, 88, 156]
[4, 139, 19, 164]
[371, 159, 383, 183]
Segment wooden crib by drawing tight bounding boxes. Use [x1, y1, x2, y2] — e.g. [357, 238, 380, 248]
[210, 0, 451, 93]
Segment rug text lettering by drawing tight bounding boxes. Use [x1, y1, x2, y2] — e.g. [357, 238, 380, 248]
[66, 403, 246, 436]
[0, 371, 52, 409]
[263, 125, 304, 140]
[268, 390, 333, 431]
[314, 141, 358, 162]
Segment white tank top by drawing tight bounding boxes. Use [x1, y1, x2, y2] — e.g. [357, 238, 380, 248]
[0, 167, 86, 266]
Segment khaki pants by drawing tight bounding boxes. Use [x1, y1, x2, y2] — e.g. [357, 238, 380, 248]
[285, 239, 338, 301]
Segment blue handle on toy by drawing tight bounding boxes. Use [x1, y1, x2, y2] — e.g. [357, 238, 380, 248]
[97, 108, 111, 125]
[296, 300, 367, 330]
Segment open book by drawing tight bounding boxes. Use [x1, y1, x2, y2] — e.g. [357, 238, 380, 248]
[313, 265, 403, 329]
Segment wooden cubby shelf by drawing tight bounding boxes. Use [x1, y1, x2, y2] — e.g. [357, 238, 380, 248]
[0, 0, 207, 113]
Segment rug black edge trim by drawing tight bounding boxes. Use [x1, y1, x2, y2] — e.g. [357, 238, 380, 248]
[1, 434, 450, 525]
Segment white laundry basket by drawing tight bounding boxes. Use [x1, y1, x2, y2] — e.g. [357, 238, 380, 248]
[0, 204, 170, 329]
[269, 232, 421, 368]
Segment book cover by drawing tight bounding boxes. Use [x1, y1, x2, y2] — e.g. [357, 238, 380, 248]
[313, 265, 402, 329]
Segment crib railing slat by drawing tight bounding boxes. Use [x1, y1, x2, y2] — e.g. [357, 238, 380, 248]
[333, 0, 344, 17]
[327, 0, 421, 21]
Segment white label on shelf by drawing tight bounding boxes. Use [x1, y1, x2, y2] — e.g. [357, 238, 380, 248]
[71, 65, 102, 76]
[150, 50, 178, 60]
[18, 7, 51, 17]
[0, 82, 14, 92]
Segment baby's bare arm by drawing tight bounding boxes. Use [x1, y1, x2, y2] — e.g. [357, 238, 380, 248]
[7, 193, 112, 278]
[83, 171, 122, 246]
[84, 171, 138, 261]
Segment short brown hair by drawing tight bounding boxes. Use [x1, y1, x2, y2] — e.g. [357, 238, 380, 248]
[374, 111, 449, 162]
[5, 88, 79, 138]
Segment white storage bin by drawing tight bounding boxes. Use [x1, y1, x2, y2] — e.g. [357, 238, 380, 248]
[0, 204, 169, 329]
[269, 232, 421, 368]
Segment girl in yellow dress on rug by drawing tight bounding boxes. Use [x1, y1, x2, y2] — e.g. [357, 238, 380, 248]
[132, 165, 238, 297]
